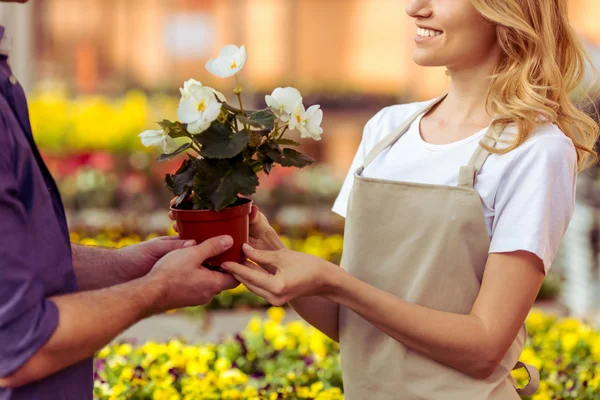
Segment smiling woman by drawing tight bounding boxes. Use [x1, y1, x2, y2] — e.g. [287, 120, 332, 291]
[219, 0, 599, 399]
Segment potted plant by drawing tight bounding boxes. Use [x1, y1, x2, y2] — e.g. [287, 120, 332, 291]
[139, 44, 324, 268]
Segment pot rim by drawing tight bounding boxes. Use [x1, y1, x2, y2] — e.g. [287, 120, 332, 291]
[170, 197, 253, 222]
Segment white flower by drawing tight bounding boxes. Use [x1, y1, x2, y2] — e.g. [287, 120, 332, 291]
[179, 78, 226, 102]
[289, 104, 323, 141]
[265, 87, 303, 122]
[177, 85, 222, 134]
[138, 129, 179, 153]
[205, 44, 247, 78]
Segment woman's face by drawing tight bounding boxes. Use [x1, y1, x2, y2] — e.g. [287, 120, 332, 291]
[406, 0, 499, 70]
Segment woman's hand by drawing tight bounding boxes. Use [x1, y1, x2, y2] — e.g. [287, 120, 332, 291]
[221, 244, 339, 306]
[247, 206, 287, 251]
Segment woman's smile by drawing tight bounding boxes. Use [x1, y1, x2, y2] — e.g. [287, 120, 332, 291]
[415, 26, 444, 43]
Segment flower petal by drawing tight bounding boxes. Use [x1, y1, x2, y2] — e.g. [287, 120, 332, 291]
[162, 135, 180, 153]
[139, 130, 165, 147]
[219, 44, 242, 58]
[272, 87, 302, 115]
[206, 58, 235, 78]
[204, 100, 222, 124]
[187, 118, 211, 134]
[178, 98, 200, 123]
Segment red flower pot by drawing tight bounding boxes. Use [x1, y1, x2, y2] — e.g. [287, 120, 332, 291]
[170, 198, 252, 268]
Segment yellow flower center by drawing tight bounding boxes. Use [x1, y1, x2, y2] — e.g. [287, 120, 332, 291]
[197, 100, 206, 112]
[296, 115, 302, 123]
[230, 61, 237, 69]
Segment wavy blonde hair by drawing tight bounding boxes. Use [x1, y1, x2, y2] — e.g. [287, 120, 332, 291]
[471, 0, 598, 171]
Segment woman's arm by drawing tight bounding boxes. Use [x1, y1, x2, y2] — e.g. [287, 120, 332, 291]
[222, 247, 545, 379]
[245, 208, 340, 341]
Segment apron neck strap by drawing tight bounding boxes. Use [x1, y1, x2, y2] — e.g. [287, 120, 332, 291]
[360, 93, 447, 172]
[457, 123, 505, 188]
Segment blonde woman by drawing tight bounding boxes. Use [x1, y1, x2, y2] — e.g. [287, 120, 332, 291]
[219, 0, 599, 398]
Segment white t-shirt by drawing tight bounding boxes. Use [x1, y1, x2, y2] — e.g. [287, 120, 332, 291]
[332, 100, 578, 274]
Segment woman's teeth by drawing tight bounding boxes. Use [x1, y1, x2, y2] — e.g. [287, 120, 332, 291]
[417, 28, 443, 37]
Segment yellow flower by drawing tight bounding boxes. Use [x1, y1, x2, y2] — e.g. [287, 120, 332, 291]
[97, 346, 111, 359]
[267, 306, 286, 323]
[247, 317, 263, 333]
[560, 332, 580, 351]
[214, 357, 231, 373]
[116, 343, 133, 356]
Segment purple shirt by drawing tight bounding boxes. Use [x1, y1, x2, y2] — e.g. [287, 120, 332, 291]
[0, 27, 92, 399]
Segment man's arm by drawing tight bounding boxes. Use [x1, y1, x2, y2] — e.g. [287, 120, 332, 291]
[71, 244, 127, 290]
[0, 236, 239, 388]
[72, 237, 194, 291]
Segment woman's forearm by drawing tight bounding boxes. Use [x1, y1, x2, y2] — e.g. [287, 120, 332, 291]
[289, 297, 339, 341]
[324, 268, 497, 379]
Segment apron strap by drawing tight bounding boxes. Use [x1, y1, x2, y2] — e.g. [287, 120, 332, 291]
[457, 123, 505, 188]
[360, 94, 448, 172]
[512, 361, 540, 396]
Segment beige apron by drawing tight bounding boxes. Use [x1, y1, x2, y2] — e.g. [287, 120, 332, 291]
[339, 96, 540, 399]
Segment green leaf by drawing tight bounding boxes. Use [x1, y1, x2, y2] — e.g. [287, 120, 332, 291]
[192, 158, 258, 211]
[174, 187, 192, 207]
[275, 148, 315, 168]
[157, 120, 189, 139]
[196, 124, 249, 159]
[165, 158, 199, 196]
[221, 102, 257, 116]
[238, 109, 276, 130]
[158, 119, 175, 129]
[210, 163, 258, 211]
[158, 142, 192, 162]
[249, 131, 264, 147]
[277, 138, 300, 146]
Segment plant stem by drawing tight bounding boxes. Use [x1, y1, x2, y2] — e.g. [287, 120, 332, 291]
[234, 74, 249, 131]
[277, 126, 289, 141]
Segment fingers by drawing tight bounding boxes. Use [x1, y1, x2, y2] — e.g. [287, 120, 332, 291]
[236, 278, 274, 302]
[242, 244, 280, 267]
[212, 271, 240, 291]
[168, 210, 175, 220]
[249, 205, 258, 223]
[183, 235, 233, 263]
[147, 237, 196, 255]
[220, 260, 275, 291]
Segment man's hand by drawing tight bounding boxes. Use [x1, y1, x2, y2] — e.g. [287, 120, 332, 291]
[117, 236, 194, 282]
[144, 235, 240, 312]
[0, 236, 239, 389]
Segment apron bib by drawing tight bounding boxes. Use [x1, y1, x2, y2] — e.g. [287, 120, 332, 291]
[339, 96, 540, 399]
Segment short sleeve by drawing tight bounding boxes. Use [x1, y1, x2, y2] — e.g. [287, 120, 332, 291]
[332, 108, 388, 218]
[0, 119, 59, 378]
[489, 130, 577, 274]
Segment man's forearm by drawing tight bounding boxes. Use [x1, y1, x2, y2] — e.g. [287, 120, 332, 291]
[71, 244, 126, 290]
[0, 277, 161, 388]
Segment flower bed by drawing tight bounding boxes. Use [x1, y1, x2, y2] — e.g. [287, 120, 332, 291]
[95, 309, 600, 399]
[95, 308, 343, 399]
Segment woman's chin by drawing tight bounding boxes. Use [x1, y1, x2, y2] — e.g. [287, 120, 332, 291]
[412, 53, 447, 68]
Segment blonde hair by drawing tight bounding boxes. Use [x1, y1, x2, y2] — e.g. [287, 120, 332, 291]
[471, 0, 598, 171]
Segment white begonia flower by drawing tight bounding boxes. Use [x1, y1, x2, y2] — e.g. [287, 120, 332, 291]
[179, 78, 226, 102]
[265, 87, 303, 122]
[205, 45, 248, 78]
[138, 129, 179, 153]
[177, 85, 223, 134]
[289, 104, 324, 141]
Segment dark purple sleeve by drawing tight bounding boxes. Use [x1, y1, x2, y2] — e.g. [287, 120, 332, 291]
[0, 121, 59, 378]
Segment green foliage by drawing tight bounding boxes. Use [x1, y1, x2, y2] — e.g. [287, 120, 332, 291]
[160, 101, 315, 211]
